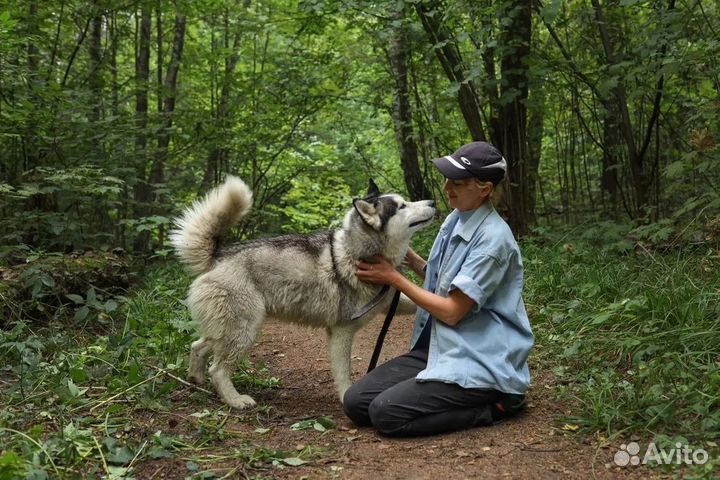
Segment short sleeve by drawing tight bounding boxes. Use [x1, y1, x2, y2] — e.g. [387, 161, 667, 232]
[449, 249, 507, 310]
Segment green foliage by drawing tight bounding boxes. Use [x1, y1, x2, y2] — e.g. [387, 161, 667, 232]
[409, 219, 441, 260]
[534, 0, 720, 222]
[1, 0, 720, 474]
[0, 262, 288, 479]
[524, 234, 720, 469]
[289, 416, 335, 433]
[274, 166, 352, 234]
[65, 287, 119, 324]
[0, 450, 27, 479]
[0, 167, 125, 251]
[0, 250, 129, 328]
[0, 0, 718, 252]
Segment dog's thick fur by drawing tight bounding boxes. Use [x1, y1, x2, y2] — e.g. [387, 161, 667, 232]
[170, 176, 435, 409]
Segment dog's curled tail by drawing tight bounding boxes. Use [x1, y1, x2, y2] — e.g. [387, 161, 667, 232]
[170, 176, 253, 275]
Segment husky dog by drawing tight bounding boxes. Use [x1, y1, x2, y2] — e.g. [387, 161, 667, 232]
[170, 176, 435, 409]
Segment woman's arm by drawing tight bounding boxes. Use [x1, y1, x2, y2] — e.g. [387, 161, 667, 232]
[356, 256, 474, 326]
[403, 248, 427, 279]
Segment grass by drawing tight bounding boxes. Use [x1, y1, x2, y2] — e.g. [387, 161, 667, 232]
[1, 232, 719, 478]
[523, 231, 720, 476]
[0, 263, 301, 479]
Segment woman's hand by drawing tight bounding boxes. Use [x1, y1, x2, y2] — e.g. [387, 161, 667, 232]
[356, 255, 402, 287]
[357, 254, 474, 326]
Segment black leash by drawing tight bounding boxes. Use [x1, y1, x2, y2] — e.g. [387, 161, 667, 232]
[366, 289, 401, 373]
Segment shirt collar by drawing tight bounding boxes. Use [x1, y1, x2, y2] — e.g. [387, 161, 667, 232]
[449, 202, 494, 242]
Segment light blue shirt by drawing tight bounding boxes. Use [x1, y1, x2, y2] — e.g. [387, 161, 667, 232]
[411, 202, 534, 394]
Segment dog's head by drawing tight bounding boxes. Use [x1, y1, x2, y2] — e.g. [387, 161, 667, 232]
[351, 179, 436, 239]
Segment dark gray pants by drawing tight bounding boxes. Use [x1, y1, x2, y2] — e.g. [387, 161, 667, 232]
[342, 350, 525, 437]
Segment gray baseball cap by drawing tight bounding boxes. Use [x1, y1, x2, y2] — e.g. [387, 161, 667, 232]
[431, 141, 507, 185]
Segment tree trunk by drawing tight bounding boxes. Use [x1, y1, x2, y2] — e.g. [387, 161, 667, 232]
[132, 7, 152, 252]
[591, 0, 645, 215]
[526, 82, 544, 225]
[155, 12, 187, 167]
[88, 3, 103, 124]
[415, 0, 486, 141]
[601, 105, 621, 216]
[201, 10, 244, 192]
[25, 1, 40, 172]
[497, 0, 532, 236]
[388, 6, 432, 201]
[150, 12, 187, 249]
[156, 2, 163, 115]
[109, 12, 119, 118]
[416, 0, 532, 235]
[592, 0, 675, 218]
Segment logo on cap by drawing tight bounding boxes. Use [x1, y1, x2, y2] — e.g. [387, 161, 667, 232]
[460, 156, 472, 166]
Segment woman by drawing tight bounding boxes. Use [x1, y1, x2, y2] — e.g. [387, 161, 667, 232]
[343, 141, 534, 437]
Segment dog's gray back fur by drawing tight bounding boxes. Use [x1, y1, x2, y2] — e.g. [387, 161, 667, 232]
[170, 176, 435, 409]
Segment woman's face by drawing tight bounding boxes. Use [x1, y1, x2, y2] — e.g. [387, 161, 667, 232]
[443, 178, 492, 211]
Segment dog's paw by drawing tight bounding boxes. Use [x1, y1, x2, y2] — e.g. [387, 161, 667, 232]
[227, 394, 257, 410]
[337, 384, 351, 404]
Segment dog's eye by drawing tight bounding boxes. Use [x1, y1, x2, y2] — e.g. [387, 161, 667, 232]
[399, 204, 407, 209]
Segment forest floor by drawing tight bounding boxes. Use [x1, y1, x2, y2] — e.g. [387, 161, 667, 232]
[133, 313, 662, 480]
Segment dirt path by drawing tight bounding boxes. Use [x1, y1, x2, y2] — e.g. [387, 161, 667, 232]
[137, 314, 658, 479]
[235, 314, 653, 480]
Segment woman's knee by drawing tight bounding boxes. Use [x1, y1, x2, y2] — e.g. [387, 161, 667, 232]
[342, 383, 371, 426]
[367, 396, 406, 436]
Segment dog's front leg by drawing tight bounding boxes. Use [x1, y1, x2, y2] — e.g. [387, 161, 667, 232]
[326, 325, 357, 403]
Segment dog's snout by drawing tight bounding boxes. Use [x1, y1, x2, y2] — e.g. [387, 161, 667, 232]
[428, 201, 436, 209]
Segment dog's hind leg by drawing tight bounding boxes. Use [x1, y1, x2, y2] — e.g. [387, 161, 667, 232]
[206, 292, 265, 410]
[209, 360, 257, 410]
[188, 337, 212, 385]
[327, 324, 360, 403]
[209, 328, 261, 409]
[188, 280, 264, 410]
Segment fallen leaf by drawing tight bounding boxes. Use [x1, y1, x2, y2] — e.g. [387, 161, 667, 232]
[282, 457, 307, 466]
[561, 424, 580, 432]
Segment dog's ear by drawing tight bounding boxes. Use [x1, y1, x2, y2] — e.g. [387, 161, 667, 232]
[367, 179, 381, 198]
[353, 199, 381, 230]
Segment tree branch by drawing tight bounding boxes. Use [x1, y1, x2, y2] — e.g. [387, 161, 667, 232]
[637, 0, 677, 161]
[62, 15, 93, 87]
[534, 0, 606, 106]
